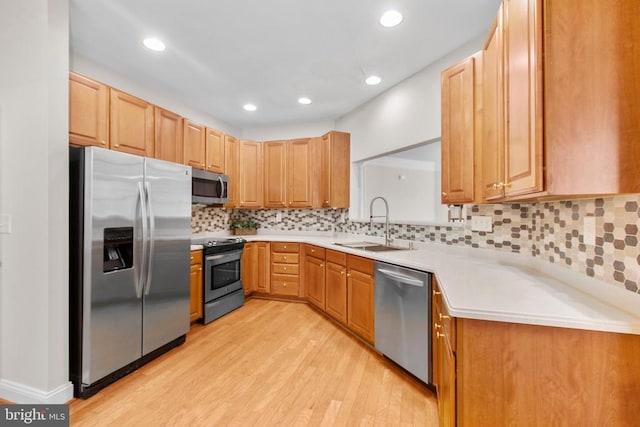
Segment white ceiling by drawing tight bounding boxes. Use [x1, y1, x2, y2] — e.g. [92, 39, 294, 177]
[70, 0, 501, 129]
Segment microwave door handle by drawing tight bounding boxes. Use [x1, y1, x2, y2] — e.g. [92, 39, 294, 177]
[137, 182, 148, 299]
[144, 182, 155, 295]
[218, 176, 225, 199]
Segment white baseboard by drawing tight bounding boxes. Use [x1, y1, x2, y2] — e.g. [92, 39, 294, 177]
[0, 379, 73, 404]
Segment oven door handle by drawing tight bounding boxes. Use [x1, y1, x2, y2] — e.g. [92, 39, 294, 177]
[206, 251, 241, 264]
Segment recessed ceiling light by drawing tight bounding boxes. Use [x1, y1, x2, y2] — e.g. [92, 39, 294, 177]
[243, 104, 257, 112]
[298, 97, 312, 105]
[365, 76, 382, 85]
[380, 10, 403, 28]
[143, 37, 166, 52]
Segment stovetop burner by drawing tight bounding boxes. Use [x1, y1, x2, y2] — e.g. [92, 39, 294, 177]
[196, 237, 246, 255]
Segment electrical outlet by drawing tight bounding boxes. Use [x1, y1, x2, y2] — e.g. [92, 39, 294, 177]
[0, 214, 11, 234]
[471, 215, 493, 232]
[275, 212, 282, 222]
[583, 216, 596, 246]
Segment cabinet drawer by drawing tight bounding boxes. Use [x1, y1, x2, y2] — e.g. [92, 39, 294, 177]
[272, 263, 299, 275]
[190, 250, 202, 265]
[271, 242, 299, 253]
[326, 249, 347, 266]
[347, 254, 374, 275]
[272, 253, 299, 264]
[271, 274, 299, 296]
[304, 245, 325, 259]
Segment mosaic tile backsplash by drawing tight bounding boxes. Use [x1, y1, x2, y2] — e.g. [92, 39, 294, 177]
[191, 195, 640, 295]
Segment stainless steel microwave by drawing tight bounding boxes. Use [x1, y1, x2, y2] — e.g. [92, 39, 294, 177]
[192, 169, 229, 205]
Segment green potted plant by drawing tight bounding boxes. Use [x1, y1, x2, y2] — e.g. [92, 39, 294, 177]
[231, 219, 259, 236]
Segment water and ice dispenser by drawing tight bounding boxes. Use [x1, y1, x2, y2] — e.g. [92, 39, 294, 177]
[103, 227, 134, 272]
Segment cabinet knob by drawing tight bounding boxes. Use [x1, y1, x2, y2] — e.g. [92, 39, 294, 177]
[320, 264, 324, 268]
[208, 164, 213, 168]
[347, 273, 351, 277]
[439, 313, 450, 321]
[341, 270, 345, 275]
[201, 163, 205, 167]
[325, 200, 329, 204]
[283, 245, 287, 248]
[433, 290, 441, 296]
[101, 140, 106, 145]
[190, 256, 194, 261]
[198, 268, 202, 272]
[283, 283, 287, 287]
[436, 332, 445, 339]
[115, 144, 120, 147]
[442, 192, 447, 196]
[283, 267, 287, 270]
[434, 322, 441, 330]
[311, 249, 314, 253]
[283, 256, 287, 260]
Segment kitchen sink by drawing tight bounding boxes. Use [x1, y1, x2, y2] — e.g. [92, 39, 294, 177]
[333, 242, 407, 252]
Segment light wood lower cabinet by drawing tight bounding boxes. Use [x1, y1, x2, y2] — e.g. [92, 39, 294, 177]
[325, 250, 348, 324]
[270, 242, 299, 296]
[241, 242, 271, 295]
[189, 250, 203, 323]
[303, 245, 326, 310]
[432, 276, 640, 426]
[346, 255, 375, 344]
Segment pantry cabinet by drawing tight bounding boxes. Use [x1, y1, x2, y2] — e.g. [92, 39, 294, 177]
[239, 140, 263, 208]
[109, 89, 154, 157]
[440, 52, 482, 204]
[69, 72, 109, 148]
[263, 139, 315, 208]
[303, 245, 326, 310]
[183, 120, 206, 170]
[224, 135, 239, 208]
[154, 107, 183, 164]
[205, 128, 225, 173]
[319, 131, 350, 208]
[346, 255, 375, 344]
[189, 250, 203, 323]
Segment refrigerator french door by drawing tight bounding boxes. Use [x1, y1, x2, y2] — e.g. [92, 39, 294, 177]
[69, 146, 191, 398]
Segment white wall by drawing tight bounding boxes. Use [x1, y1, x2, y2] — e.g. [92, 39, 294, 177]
[0, 0, 73, 403]
[240, 119, 336, 141]
[71, 53, 240, 137]
[336, 35, 485, 162]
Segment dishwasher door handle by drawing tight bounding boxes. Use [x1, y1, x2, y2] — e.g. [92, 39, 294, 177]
[377, 268, 425, 287]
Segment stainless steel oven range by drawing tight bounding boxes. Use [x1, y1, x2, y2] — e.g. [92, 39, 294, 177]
[199, 237, 246, 324]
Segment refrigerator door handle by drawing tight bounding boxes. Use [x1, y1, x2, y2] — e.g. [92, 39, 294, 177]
[137, 181, 148, 299]
[144, 181, 155, 295]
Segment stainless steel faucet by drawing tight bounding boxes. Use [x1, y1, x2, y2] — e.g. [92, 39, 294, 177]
[369, 196, 392, 246]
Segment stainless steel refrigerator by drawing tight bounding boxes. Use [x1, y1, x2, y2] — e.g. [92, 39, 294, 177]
[69, 146, 191, 398]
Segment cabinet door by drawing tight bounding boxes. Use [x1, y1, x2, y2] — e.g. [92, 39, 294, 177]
[439, 335, 456, 427]
[263, 141, 287, 208]
[239, 140, 263, 208]
[320, 132, 350, 208]
[256, 242, 271, 293]
[110, 89, 154, 157]
[287, 138, 313, 208]
[325, 261, 347, 324]
[224, 135, 239, 208]
[69, 72, 109, 148]
[482, 6, 505, 201]
[205, 128, 225, 173]
[305, 255, 325, 310]
[241, 243, 256, 295]
[441, 56, 476, 204]
[503, 0, 543, 198]
[183, 120, 205, 170]
[189, 262, 203, 323]
[347, 269, 375, 344]
[154, 107, 183, 163]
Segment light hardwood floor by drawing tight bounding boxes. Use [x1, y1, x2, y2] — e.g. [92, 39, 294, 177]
[69, 298, 438, 426]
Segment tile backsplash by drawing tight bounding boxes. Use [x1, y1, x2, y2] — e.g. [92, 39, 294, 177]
[191, 195, 640, 295]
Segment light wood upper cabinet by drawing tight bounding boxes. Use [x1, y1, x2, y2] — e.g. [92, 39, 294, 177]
[154, 107, 183, 164]
[224, 135, 239, 208]
[109, 89, 154, 157]
[287, 138, 314, 208]
[263, 141, 288, 208]
[183, 120, 205, 170]
[482, 4, 506, 201]
[441, 53, 482, 204]
[502, 0, 543, 198]
[239, 140, 263, 208]
[319, 131, 350, 208]
[205, 128, 225, 173]
[69, 72, 109, 148]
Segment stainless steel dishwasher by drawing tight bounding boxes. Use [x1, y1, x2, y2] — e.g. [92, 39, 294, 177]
[374, 261, 431, 384]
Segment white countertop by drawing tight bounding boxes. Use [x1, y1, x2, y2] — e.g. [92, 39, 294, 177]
[191, 231, 640, 335]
